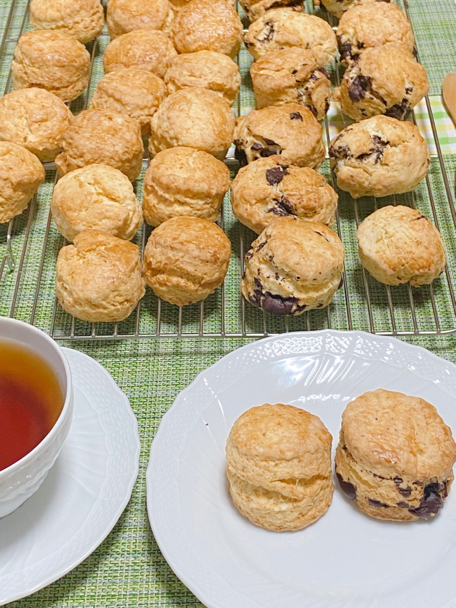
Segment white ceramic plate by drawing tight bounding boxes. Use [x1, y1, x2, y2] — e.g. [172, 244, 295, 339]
[0, 348, 140, 605]
[147, 330, 456, 608]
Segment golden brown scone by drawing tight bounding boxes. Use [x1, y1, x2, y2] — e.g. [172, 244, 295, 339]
[337, 3, 415, 66]
[357, 205, 446, 286]
[29, 0, 104, 44]
[12, 30, 90, 103]
[226, 403, 333, 531]
[0, 88, 72, 162]
[234, 104, 325, 169]
[90, 69, 167, 137]
[231, 156, 337, 234]
[149, 87, 235, 160]
[335, 389, 456, 521]
[165, 51, 240, 106]
[173, 0, 243, 58]
[106, 0, 174, 38]
[103, 29, 178, 79]
[320, 0, 391, 20]
[0, 141, 45, 223]
[55, 229, 145, 322]
[241, 217, 344, 315]
[244, 9, 337, 66]
[143, 216, 231, 305]
[55, 109, 144, 182]
[143, 147, 230, 226]
[250, 47, 331, 120]
[329, 116, 429, 198]
[52, 164, 142, 242]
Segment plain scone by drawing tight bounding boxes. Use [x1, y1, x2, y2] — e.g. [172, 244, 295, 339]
[226, 403, 334, 532]
[143, 147, 230, 226]
[335, 389, 456, 521]
[55, 229, 145, 322]
[143, 216, 231, 306]
[106, 0, 174, 38]
[52, 164, 142, 242]
[29, 0, 104, 43]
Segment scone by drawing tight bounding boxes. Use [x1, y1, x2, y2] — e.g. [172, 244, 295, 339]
[106, 0, 174, 38]
[240, 0, 304, 22]
[165, 51, 240, 105]
[172, 0, 243, 58]
[0, 88, 72, 162]
[337, 3, 415, 66]
[90, 69, 167, 137]
[338, 44, 429, 121]
[226, 403, 334, 532]
[55, 229, 145, 322]
[241, 217, 344, 315]
[335, 389, 456, 521]
[143, 216, 231, 306]
[231, 156, 337, 234]
[329, 116, 430, 198]
[0, 142, 45, 223]
[250, 47, 331, 120]
[234, 104, 325, 168]
[320, 0, 391, 20]
[357, 205, 446, 286]
[29, 0, 104, 44]
[12, 30, 90, 102]
[55, 109, 144, 181]
[149, 87, 235, 160]
[51, 164, 142, 242]
[103, 29, 178, 79]
[244, 9, 337, 66]
[143, 147, 230, 226]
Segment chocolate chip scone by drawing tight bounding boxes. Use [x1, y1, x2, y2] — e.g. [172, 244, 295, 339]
[337, 3, 415, 66]
[329, 115, 429, 198]
[357, 205, 446, 286]
[250, 47, 331, 120]
[234, 104, 325, 168]
[335, 389, 456, 521]
[338, 44, 429, 121]
[231, 156, 337, 234]
[241, 217, 344, 315]
[319, 0, 390, 20]
[244, 9, 337, 66]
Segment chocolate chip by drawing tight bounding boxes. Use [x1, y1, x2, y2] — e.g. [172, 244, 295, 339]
[397, 502, 409, 508]
[338, 38, 352, 62]
[405, 85, 413, 95]
[398, 486, 412, 497]
[316, 67, 330, 79]
[371, 135, 388, 163]
[254, 277, 262, 290]
[244, 250, 253, 261]
[349, 75, 371, 102]
[290, 112, 303, 121]
[235, 147, 248, 167]
[368, 499, 389, 508]
[263, 138, 278, 146]
[266, 166, 288, 185]
[251, 142, 263, 151]
[336, 473, 357, 500]
[409, 483, 444, 518]
[394, 477, 403, 484]
[260, 148, 281, 158]
[256, 240, 266, 251]
[385, 98, 411, 120]
[261, 292, 298, 315]
[306, 104, 318, 118]
[258, 21, 274, 43]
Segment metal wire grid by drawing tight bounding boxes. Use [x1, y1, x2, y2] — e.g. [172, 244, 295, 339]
[1, 0, 456, 339]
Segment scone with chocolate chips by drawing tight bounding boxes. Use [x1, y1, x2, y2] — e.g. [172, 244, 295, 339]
[337, 3, 415, 66]
[231, 156, 337, 234]
[107, 0, 174, 38]
[357, 205, 446, 286]
[338, 44, 429, 121]
[234, 104, 325, 168]
[335, 389, 456, 521]
[329, 116, 429, 198]
[319, 0, 390, 20]
[250, 47, 331, 120]
[244, 9, 337, 66]
[241, 217, 344, 315]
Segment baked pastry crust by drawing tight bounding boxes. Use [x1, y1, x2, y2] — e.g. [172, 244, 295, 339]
[143, 147, 230, 226]
[0, 88, 72, 162]
[103, 29, 178, 79]
[55, 109, 144, 182]
[90, 68, 167, 137]
[143, 216, 231, 306]
[107, 0, 174, 38]
[320, 0, 391, 20]
[357, 205, 446, 286]
[335, 389, 456, 521]
[12, 30, 90, 102]
[241, 216, 344, 315]
[0, 141, 45, 223]
[29, 0, 104, 44]
[234, 103, 325, 168]
[55, 228, 145, 322]
[149, 87, 235, 160]
[52, 164, 142, 241]
[244, 9, 337, 66]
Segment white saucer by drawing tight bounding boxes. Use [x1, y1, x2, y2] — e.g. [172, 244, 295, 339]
[0, 347, 140, 606]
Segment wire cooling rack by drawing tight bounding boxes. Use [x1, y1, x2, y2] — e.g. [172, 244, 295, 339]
[1, 0, 456, 339]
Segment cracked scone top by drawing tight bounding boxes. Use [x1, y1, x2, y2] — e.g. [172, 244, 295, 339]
[318, 0, 391, 20]
[329, 115, 429, 199]
[107, 0, 173, 38]
[29, 0, 104, 44]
